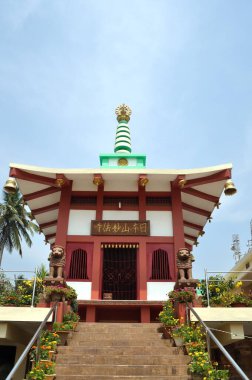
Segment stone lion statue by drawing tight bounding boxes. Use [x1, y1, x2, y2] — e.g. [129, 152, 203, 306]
[48, 245, 66, 280]
[176, 248, 194, 281]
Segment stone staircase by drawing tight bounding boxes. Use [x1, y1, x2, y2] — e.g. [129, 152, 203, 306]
[55, 323, 192, 380]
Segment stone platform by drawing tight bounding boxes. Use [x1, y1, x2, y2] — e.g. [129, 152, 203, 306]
[77, 300, 164, 323]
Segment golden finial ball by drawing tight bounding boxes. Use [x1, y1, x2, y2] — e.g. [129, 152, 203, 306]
[115, 104, 132, 122]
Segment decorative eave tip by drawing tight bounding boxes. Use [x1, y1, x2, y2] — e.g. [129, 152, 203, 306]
[115, 104, 132, 122]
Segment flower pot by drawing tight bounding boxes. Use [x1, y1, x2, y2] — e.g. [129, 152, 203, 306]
[56, 331, 70, 346]
[173, 335, 184, 347]
[72, 322, 78, 331]
[230, 302, 247, 307]
[162, 326, 173, 339]
[45, 375, 56, 380]
[191, 374, 202, 380]
[48, 350, 55, 360]
[50, 293, 63, 302]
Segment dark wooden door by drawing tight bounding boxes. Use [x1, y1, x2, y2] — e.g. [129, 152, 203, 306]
[102, 247, 136, 300]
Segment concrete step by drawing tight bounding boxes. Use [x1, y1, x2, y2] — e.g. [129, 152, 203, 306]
[56, 364, 190, 376]
[56, 376, 192, 380]
[71, 331, 162, 339]
[76, 323, 161, 331]
[67, 339, 173, 347]
[57, 345, 180, 356]
[55, 322, 192, 379]
[56, 354, 190, 365]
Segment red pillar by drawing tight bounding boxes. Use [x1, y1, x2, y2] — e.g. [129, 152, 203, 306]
[138, 241, 147, 300]
[96, 184, 104, 220]
[86, 305, 96, 322]
[141, 306, 150, 323]
[171, 182, 185, 274]
[55, 182, 72, 247]
[51, 301, 64, 322]
[138, 185, 146, 220]
[91, 240, 102, 299]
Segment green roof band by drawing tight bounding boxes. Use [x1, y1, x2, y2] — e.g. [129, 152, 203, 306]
[115, 146, 131, 153]
[116, 129, 130, 135]
[116, 134, 131, 140]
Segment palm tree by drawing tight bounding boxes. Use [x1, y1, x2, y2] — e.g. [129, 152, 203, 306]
[0, 189, 39, 267]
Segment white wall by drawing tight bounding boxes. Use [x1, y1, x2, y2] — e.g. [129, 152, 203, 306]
[146, 211, 173, 236]
[68, 210, 96, 235]
[147, 282, 175, 300]
[103, 210, 139, 220]
[67, 282, 92, 300]
[104, 179, 138, 191]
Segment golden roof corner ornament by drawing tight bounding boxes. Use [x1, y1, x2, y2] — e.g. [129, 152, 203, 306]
[224, 179, 237, 196]
[115, 104, 132, 122]
[138, 175, 149, 187]
[3, 177, 17, 194]
[93, 174, 104, 187]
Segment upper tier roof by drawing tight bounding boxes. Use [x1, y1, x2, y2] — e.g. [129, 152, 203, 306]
[9, 162, 233, 247]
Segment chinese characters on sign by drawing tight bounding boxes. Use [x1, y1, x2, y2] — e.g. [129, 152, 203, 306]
[91, 220, 150, 236]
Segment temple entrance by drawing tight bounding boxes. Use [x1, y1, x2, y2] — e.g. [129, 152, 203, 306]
[102, 246, 137, 300]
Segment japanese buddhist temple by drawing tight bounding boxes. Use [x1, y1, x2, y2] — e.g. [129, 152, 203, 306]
[7, 104, 235, 322]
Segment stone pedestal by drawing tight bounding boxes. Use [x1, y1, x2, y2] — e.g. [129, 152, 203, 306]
[174, 279, 198, 290]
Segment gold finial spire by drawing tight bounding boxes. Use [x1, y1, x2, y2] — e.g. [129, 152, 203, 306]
[115, 104, 132, 122]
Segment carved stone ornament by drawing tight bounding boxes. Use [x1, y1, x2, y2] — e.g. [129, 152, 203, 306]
[176, 248, 193, 281]
[45, 245, 66, 282]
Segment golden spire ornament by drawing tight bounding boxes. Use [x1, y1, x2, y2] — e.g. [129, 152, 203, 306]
[115, 104, 132, 122]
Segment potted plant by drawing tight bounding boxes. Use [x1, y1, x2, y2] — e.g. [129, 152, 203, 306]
[158, 300, 179, 337]
[188, 351, 213, 378]
[52, 322, 74, 345]
[44, 284, 77, 302]
[170, 324, 188, 346]
[168, 288, 195, 303]
[30, 344, 56, 363]
[219, 290, 252, 307]
[39, 362, 56, 380]
[0, 291, 21, 306]
[63, 311, 80, 330]
[197, 275, 235, 306]
[40, 330, 60, 349]
[27, 365, 45, 380]
[184, 341, 206, 355]
[207, 369, 230, 380]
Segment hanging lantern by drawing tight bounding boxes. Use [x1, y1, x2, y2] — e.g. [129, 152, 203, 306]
[3, 177, 17, 194]
[224, 180, 237, 196]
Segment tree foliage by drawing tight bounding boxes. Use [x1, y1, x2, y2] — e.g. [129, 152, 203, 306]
[0, 189, 39, 266]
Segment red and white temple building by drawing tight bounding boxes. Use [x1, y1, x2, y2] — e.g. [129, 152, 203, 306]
[8, 104, 236, 322]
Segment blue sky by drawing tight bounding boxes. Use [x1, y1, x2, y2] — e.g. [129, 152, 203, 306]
[0, 1, 251, 278]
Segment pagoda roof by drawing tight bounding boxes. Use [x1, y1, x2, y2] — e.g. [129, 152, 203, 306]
[9, 163, 233, 247]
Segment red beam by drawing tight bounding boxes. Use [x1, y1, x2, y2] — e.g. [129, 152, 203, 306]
[24, 187, 60, 201]
[45, 233, 56, 240]
[185, 242, 193, 250]
[183, 169, 231, 189]
[184, 233, 197, 241]
[10, 168, 59, 187]
[33, 202, 59, 215]
[40, 220, 58, 229]
[10, 168, 71, 188]
[182, 188, 219, 203]
[182, 202, 210, 217]
[184, 220, 203, 231]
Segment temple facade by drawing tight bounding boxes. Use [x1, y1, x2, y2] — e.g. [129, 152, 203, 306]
[8, 104, 235, 322]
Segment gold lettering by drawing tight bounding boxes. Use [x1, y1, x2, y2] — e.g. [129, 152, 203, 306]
[103, 222, 112, 232]
[111, 223, 121, 233]
[121, 223, 130, 233]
